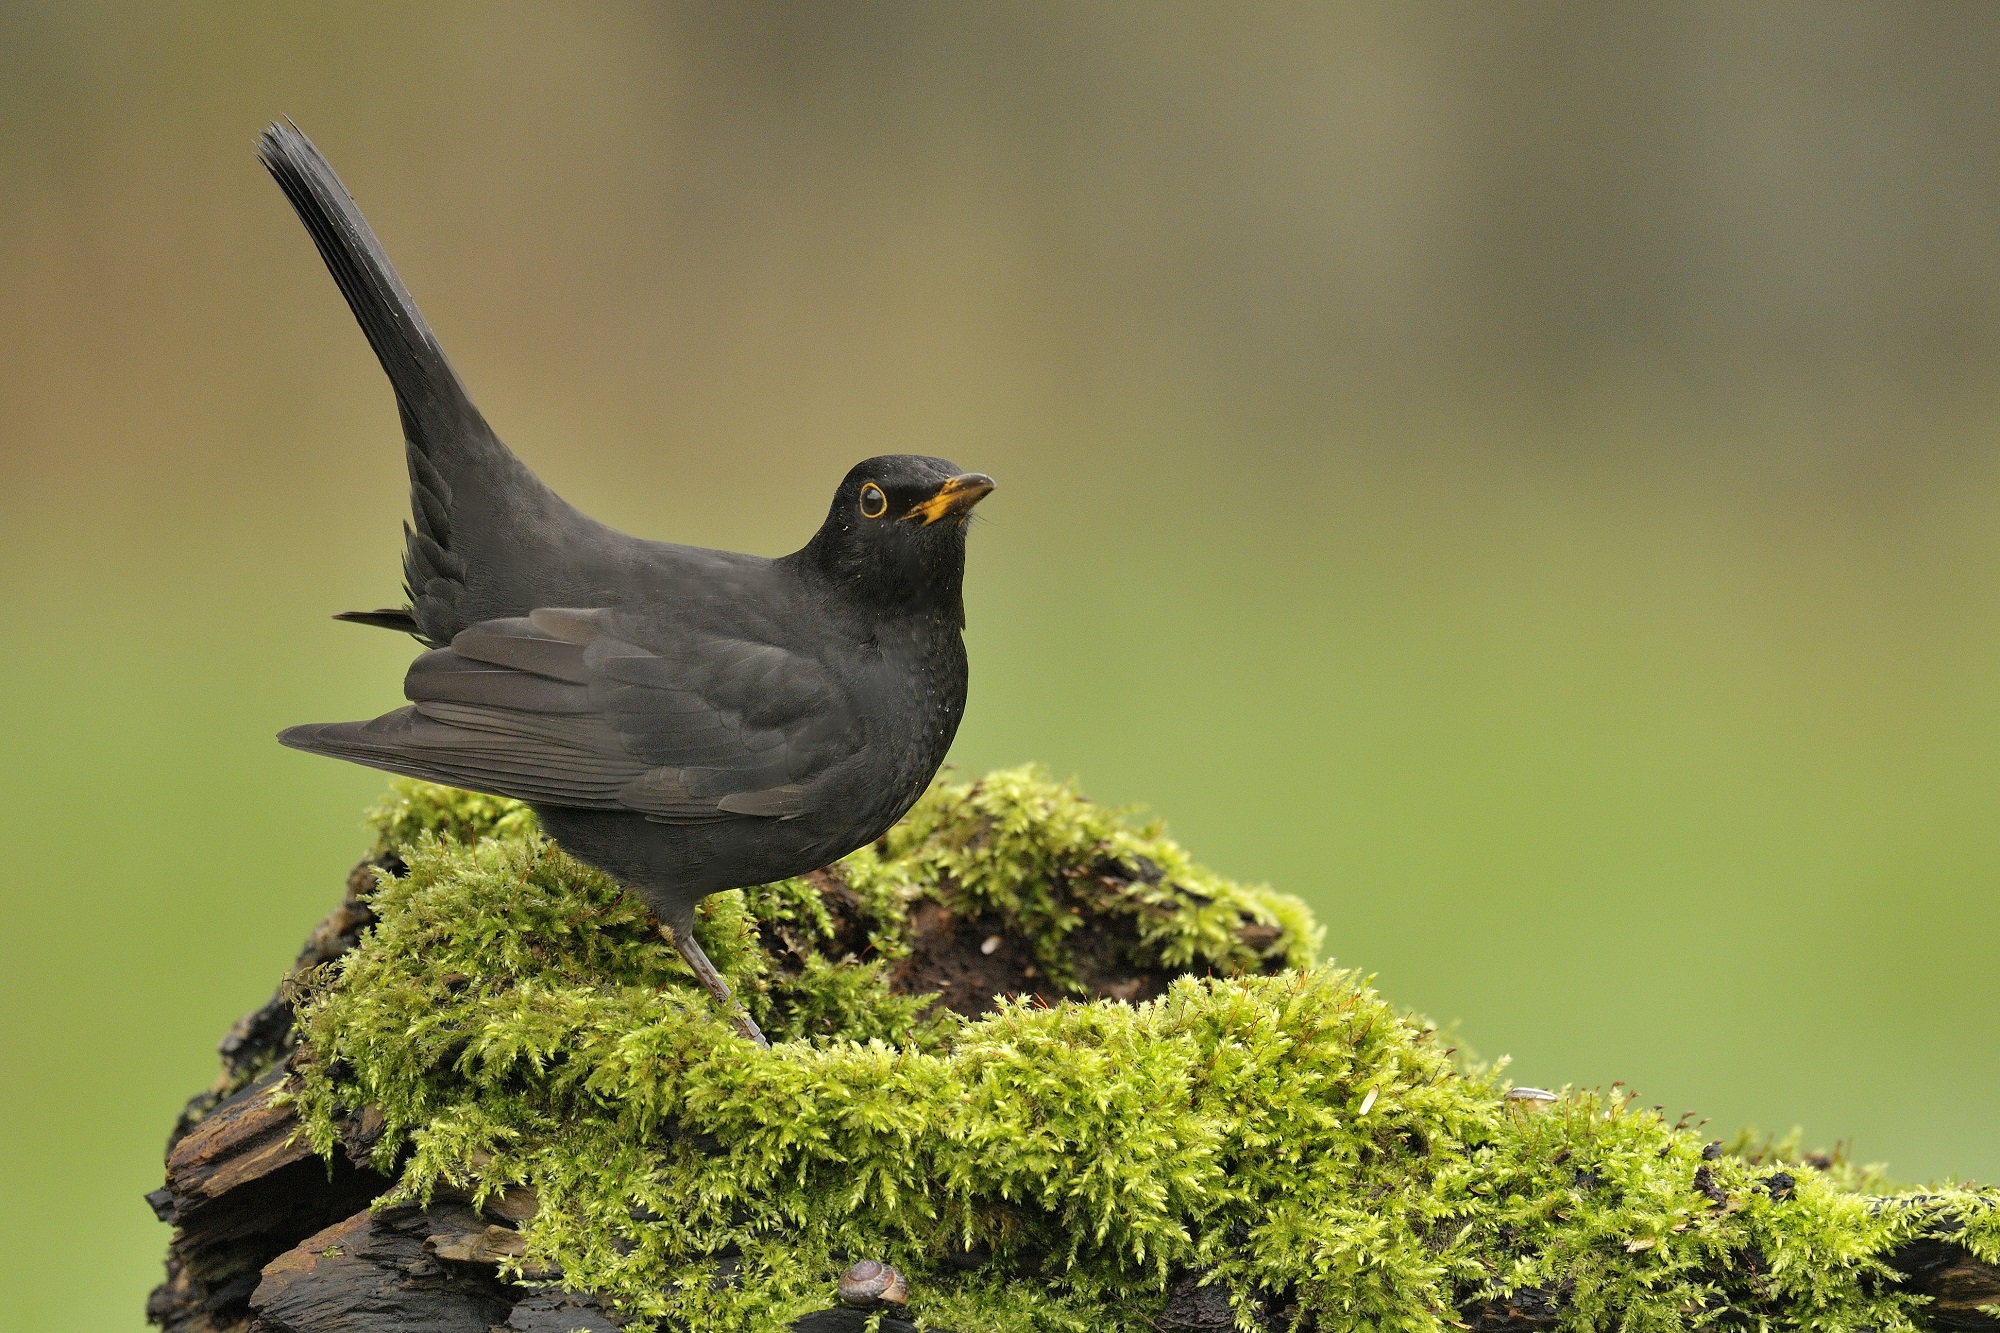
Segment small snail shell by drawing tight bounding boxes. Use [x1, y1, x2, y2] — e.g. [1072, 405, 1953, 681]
[838, 1259, 909, 1307]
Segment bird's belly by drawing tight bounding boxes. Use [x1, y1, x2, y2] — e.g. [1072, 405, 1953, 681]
[534, 793, 903, 927]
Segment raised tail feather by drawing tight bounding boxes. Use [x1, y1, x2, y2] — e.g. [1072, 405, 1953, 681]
[258, 121, 586, 643]
[259, 126, 447, 404]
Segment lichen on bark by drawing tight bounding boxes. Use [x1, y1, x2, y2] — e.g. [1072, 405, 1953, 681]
[264, 768, 1997, 1332]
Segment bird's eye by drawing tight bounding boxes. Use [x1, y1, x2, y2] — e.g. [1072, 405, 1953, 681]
[859, 483, 888, 519]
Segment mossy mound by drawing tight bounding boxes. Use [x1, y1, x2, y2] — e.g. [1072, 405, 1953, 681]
[288, 768, 1999, 1332]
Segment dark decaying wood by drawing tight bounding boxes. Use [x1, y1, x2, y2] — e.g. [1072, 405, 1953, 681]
[145, 1067, 392, 1333]
[1884, 1227, 2000, 1332]
[249, 1204, 518, 1333]
[147, 854, 2000, 1332]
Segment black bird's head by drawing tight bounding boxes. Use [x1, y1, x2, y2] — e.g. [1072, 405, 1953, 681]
[795, 455, 995, 620]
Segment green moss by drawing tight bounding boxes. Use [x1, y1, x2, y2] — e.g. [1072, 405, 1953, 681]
[1715, 1126, 1896, 1197]
[874, 766, 1320, 987]
[365, 776, 541, 854]
[290, 768, 1995, 1332]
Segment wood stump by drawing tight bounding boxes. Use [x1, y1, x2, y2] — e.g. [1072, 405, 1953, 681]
[146, 853, 2000, 1332]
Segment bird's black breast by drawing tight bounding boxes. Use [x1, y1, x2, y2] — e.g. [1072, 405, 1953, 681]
[854, 610, 970, 823]
[770, 598, 970, 853]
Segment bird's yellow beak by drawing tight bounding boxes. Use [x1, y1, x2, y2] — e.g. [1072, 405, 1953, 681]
[903, 472, 995, 525]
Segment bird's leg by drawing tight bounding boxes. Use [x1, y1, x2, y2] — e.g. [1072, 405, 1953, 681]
[662, 922, 769, 1048]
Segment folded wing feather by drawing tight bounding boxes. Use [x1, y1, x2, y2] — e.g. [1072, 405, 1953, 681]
[281, 610, 851, 823]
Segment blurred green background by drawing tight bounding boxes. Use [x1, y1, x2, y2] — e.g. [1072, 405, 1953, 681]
[5, 4, 1999, 1326]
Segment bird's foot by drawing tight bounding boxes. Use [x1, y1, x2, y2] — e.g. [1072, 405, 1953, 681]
[664, 923, 769, 1048]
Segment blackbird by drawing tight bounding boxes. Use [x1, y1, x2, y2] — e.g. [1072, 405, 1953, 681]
[260, 123, 993, 1046]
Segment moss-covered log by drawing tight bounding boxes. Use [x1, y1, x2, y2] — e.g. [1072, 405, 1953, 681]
[148, 769, 1999, 1333]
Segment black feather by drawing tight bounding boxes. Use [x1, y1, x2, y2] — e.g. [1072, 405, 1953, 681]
[333, 607, 423, 634]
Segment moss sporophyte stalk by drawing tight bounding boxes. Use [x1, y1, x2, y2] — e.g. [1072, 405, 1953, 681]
[282, 768, 1999, 1332]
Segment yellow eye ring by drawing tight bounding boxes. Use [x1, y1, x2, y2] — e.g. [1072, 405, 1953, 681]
[859, 483, 888, 519]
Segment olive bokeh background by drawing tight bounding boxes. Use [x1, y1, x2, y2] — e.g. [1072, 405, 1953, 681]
[5, 6, 1999, 1327]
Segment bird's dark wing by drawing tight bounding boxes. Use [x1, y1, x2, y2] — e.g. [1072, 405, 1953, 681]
[259, 123, 605, 644]
[279, 609, 851, 822]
